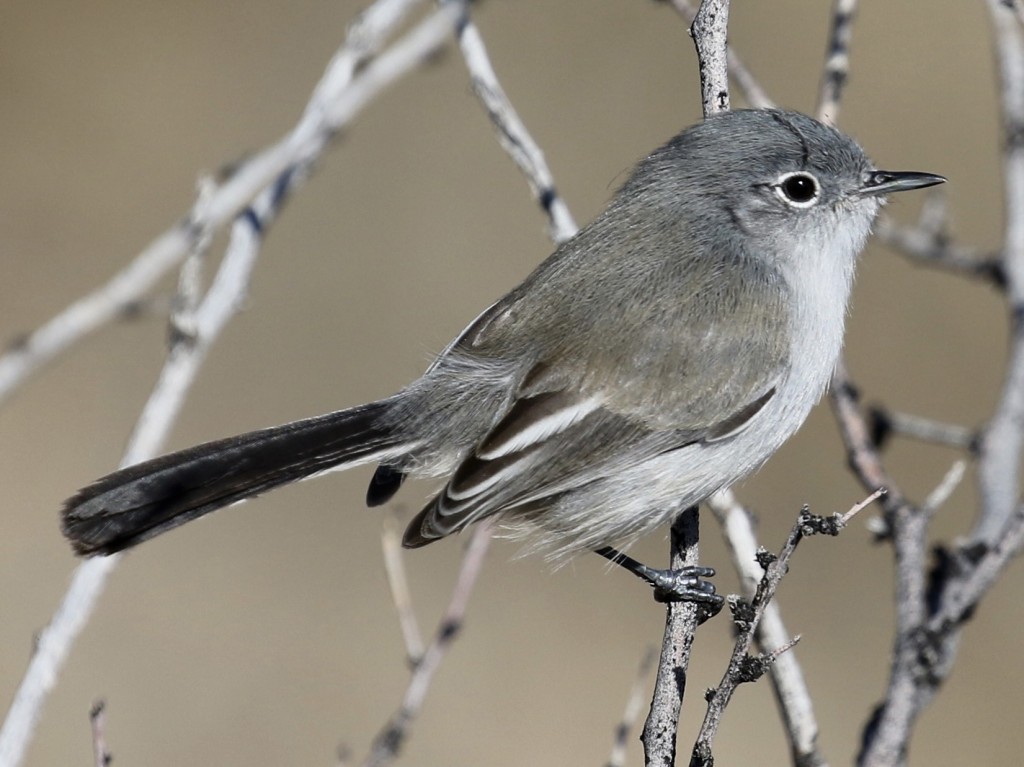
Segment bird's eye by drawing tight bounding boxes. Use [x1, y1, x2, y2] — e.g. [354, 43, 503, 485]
[775, 172, 820, 208]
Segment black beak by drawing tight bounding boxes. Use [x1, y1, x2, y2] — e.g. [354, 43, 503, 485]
[859, 170, 947, 197]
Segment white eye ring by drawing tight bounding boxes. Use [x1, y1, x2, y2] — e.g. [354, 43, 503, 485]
[774, 171, 820, 208]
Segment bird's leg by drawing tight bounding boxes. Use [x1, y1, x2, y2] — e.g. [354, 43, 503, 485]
[594, 546, 724, 609]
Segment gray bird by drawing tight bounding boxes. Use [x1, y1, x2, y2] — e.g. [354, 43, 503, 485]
[62, 109, 944, 589]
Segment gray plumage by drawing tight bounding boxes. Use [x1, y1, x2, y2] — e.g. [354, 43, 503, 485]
[62, 109, 944, 558]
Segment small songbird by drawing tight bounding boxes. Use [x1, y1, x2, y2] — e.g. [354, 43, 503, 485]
[62, 109, 944, 581]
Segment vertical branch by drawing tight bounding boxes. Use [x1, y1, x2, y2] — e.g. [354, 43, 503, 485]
[829, 362, 931, 767]
[694, 496, 876, 767]
[381, 512, 426, 663]
[89, 701, 111, 767]
[641, 508, 705, 767]
[690, 0, 731, 115]
[976, 0, 1024, 543]
[641, 6, 733, 765]
[665, 0, 773, 109]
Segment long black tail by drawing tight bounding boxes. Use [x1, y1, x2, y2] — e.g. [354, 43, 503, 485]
[62, 399, 402, 556]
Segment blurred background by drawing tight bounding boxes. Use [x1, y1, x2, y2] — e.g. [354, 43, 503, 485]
[0, 1, 1018, 765]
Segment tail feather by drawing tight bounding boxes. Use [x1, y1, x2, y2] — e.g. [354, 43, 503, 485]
[62, 400, 402, 556]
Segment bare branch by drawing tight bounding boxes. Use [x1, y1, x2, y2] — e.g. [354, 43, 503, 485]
[922, 461, 967, 517]
[868, 406, 977, 453]
[361, 522, 492, 767]
[381, 512, 426, 663]
[927, 506, 1024, 633]
[89, 701, 111, 767]
[455, 15, 577, 243]
[690, 0, 732, 115]
[976, 0, 1024, 543]
[707, 490, 827, 767]
[641, 508, 707, 767]
[692, 497, 871, 766]
[829, 363, 904, 507]
[875, 206, 1004, 286]
[0, 165, 290, 767]
[665, 0, 774, 109]
[639, 8, 734, 765]
[816, 0, 860, 125]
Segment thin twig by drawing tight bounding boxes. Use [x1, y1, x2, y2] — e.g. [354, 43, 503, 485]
[665, 0, 774, 109]
[690, 0, 732, 115]
[922, 461, 967, 517]
[361, 522, 492, 767]
[829, 362, 903, 511]
[606, 647, 656, 767]
[868, 406, 976, 452]
[455, 15, 577, 243]
[816, 0, 860, 125]
[89, 701, 111, 767]
[875, 211, 1004, 286]
[169, 176, 216, 349]
[926, 506, 1024, 634]
[692, 496, 873, 767]
[381, 512, 426, 663]
[707, 490, 827, 767]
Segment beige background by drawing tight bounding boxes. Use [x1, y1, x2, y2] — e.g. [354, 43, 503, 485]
[1, 1, 1019, 765]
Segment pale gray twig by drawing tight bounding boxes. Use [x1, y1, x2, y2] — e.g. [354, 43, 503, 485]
[168, 176, 216, 349]
[867, 406, 977, 452]
[816, 0, 860, 125]
[455, 14, 577, 243]
[921, 461, 967, 517]
[828, 359, 930, 767]
[381, 512, 426, 663]
[665, 0, 774, 109]
[874, 213, 1003, 285]
[927, 506, 1024, 635]
[976, 0, 1024, 543]
[690, 0, 732, 115]
[361, 522, 492, 767]
[89, 701, 111, 767]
